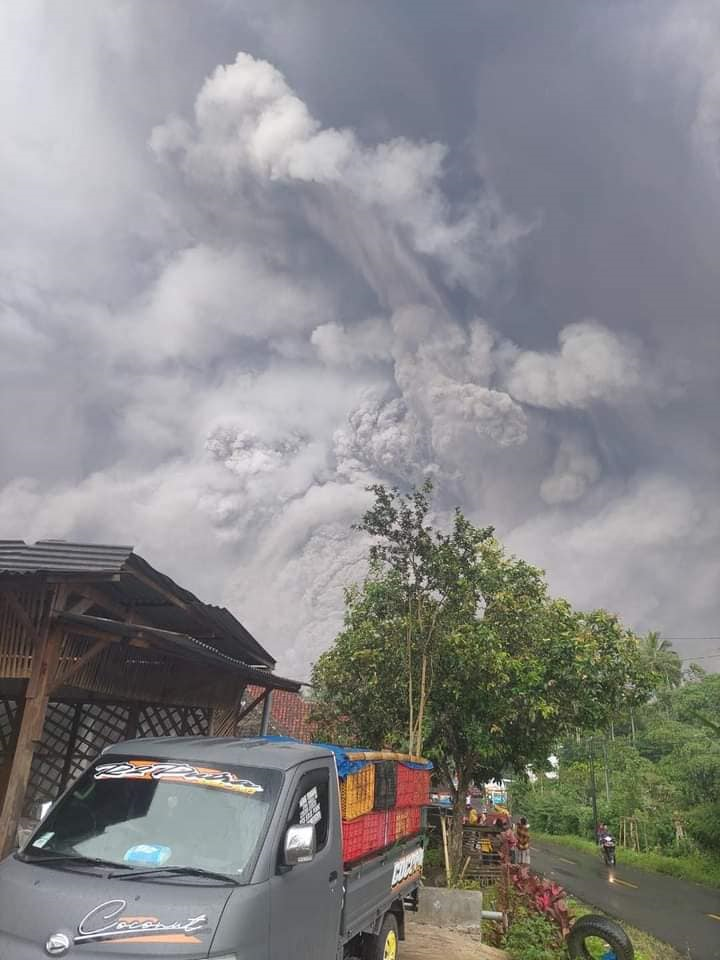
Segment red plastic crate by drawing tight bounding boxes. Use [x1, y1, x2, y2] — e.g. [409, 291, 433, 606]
[396, 766, 431, 808]
[342, 811, 388, 864]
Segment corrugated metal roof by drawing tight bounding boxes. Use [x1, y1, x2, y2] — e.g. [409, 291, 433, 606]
[56, 612, 300, 693]
[0, 540, 133, 573]
[0, 540, 276, 670]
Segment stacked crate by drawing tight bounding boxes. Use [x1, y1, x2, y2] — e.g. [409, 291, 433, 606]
[340, 755, 430, 865]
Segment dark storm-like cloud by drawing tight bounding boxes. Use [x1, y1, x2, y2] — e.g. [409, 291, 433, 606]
[1, 0, 718, 676]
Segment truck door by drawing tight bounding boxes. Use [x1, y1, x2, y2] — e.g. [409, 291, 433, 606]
[269, 764, 343, 960]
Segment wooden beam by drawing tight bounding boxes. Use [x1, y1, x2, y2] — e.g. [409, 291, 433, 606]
[61, 585, 127, 621]
[125, 567, 192, 612]
[58, 703, 82, 793]
[52, 638, 111, 690]
[66, 597, 95, 615]
[45, 573, 120, 584]
[124, 703, 141, 739]
[0, 577, 45, 594]
[0, 622, 62, 856]
[236, 689, 268, 723]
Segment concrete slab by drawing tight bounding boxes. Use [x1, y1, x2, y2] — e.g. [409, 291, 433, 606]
[415, 885, 484, 933]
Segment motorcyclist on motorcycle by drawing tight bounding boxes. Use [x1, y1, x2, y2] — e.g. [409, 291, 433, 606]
[596, 822, 616, 866]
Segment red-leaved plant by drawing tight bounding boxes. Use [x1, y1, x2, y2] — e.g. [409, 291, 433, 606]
[510, 866, 573, 941]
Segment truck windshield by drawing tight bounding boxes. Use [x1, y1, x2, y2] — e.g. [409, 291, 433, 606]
[23, 757, 282, 881]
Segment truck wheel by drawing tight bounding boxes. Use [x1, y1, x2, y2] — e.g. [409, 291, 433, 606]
[567, 915, 634, 960]
[364, 914, 399, 960]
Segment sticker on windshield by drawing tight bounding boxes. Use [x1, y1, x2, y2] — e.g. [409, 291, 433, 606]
[94, 760, 264, 795]
[33, 832, 54, 849]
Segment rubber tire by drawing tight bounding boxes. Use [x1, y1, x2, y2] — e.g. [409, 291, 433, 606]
[364, 913, 400, 960]
[567, 915, 634, 960]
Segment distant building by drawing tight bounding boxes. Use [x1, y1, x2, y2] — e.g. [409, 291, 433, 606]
[238, 685, 317, 742]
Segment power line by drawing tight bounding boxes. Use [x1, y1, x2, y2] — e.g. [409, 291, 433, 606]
[662, 637, 720, 642]
[676, 647, 720, 661]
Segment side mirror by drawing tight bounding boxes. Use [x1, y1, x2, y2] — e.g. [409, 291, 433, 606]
[283, 824, 316, 868]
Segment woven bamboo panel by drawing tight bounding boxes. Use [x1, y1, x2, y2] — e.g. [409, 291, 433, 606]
[23, 702, 131, 812]
[138, 704, 209, 739]
[63, 639, 239, 709]
[210, 705, 238, 737]
[25, 702, 77, 813]
[70, 702, 131, 777]
[183, 706, 210, 736]
[0, 589, 46, 679]
[0, 699, 19, 767]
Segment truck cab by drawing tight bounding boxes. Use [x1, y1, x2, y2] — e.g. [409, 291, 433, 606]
[0, 737, 424, 959]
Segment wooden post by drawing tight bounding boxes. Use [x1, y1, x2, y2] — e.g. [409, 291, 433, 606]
[440, 813, 451, 886]
[0, 620, 63, 857]
[58, 703, 83, 794]
[260, 689, 273, 736]
[125, 703, 141, 740]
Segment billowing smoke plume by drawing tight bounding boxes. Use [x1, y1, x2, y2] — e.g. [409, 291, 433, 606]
[0, 1, 718, 677]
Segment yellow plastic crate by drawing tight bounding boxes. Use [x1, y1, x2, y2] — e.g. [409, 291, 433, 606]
[340, 764, 376, 821]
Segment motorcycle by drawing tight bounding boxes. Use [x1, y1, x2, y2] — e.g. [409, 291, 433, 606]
[600, 833, 616, 867]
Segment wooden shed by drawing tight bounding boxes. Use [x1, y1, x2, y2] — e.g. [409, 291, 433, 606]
[0, 540, 300, 856]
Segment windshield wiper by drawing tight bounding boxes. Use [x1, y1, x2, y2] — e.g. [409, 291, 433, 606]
[17, 852, 129, 871]
[111, 864, 241, 885]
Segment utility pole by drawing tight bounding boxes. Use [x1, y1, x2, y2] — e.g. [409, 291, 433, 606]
[602, 740, 611, 804]
[588, 739, 599, 834]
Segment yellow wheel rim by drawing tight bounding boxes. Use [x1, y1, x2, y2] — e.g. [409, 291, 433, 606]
[384, 929, 398, 960]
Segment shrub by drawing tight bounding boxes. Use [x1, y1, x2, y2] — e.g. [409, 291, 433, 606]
[685, 802, 720, 854]
[505, 909, 559, 960]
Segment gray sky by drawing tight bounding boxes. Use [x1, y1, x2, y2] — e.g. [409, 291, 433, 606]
[1, 1, 718, 678]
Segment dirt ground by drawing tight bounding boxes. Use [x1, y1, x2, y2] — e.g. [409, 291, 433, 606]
[403, 920, 509, 960]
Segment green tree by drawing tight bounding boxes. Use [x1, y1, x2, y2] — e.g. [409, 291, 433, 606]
[312, 484, 651, 877]
[353, 481, 492, 756]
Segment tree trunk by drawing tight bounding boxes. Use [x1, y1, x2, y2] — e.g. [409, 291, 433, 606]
[448, 778, 469, 884]
[602, 741, 610, 803]
[406, 611, 414, 755]
[414, 653, 428, 757]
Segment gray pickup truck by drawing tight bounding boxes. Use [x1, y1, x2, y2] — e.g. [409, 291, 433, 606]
[0, 737, 425, 959]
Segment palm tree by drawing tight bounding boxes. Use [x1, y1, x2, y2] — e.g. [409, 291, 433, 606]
[640, 632, 683, 690]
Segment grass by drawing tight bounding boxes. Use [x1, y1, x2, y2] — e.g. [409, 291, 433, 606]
[533, 831, 720, 890]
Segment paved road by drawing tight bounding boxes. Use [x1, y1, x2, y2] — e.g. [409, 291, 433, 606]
[532, 839, 720, 960]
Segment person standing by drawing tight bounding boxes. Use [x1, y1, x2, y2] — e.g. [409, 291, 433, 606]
[516, 816, 530, 865]
[500, 819, 517, 864]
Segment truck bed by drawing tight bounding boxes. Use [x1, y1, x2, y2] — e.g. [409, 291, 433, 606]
[341, 834, 424, 942]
